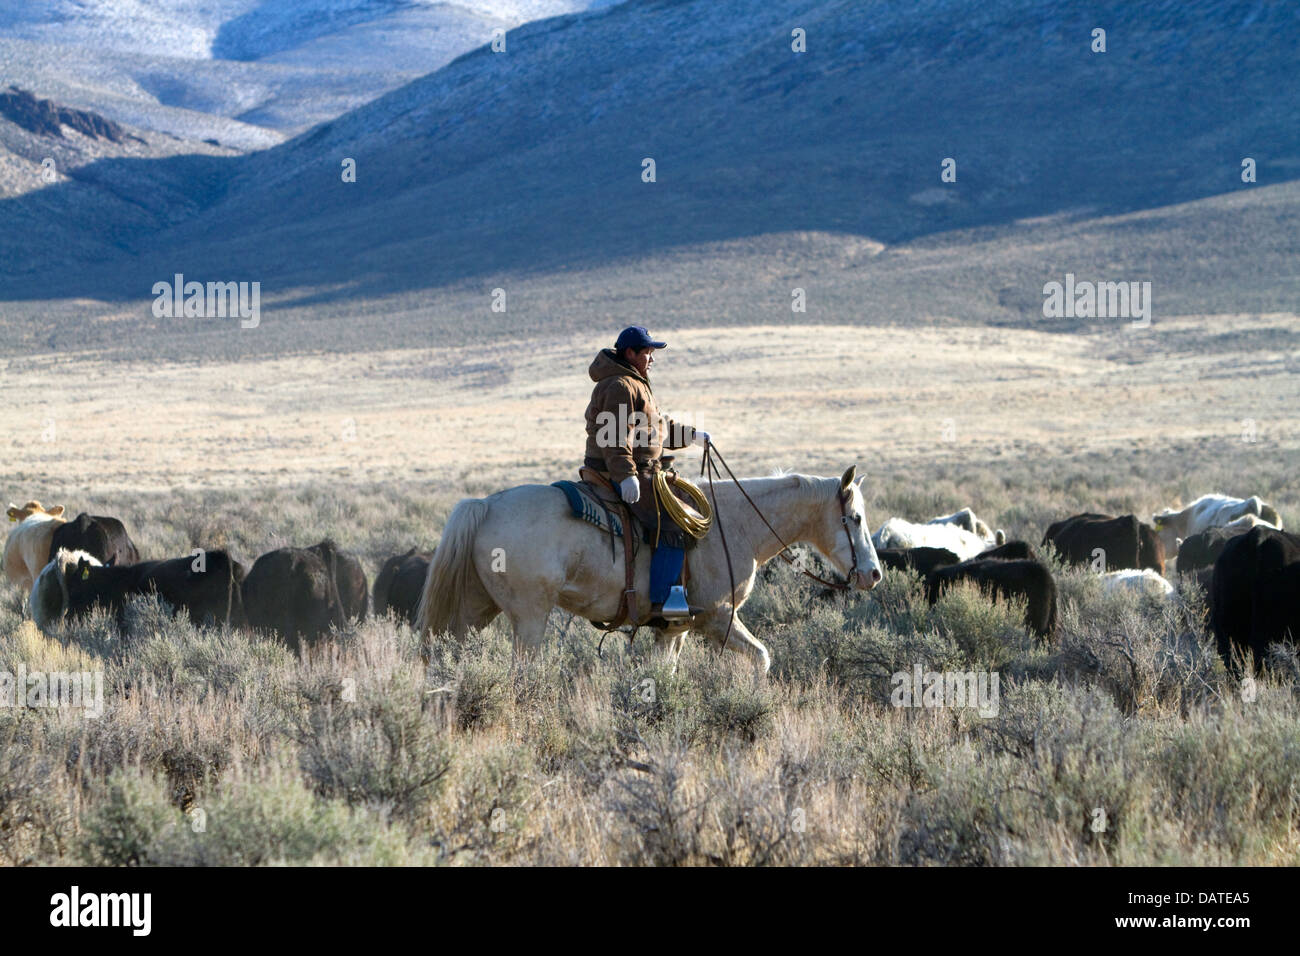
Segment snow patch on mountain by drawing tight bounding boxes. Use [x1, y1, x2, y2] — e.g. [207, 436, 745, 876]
[0, 0, 622, 62]
[0, 0, 625, 138]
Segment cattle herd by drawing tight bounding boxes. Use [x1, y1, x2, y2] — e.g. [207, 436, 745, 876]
[2, 491, 1295, 673]
[851, 495, 1289, 671]
[3, 500, 432, 651]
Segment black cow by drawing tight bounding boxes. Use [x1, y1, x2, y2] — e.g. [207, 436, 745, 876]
[1043, 513, 1165, 575]
[60, 549, 245, 630]
[979, 540, 1036, 561]
[1192, 566, 1216, 607]
[48, 512, 140, 567]
[243, 546, 346, 652]
[925, 558, 1058, 639]
[1210, 527, 1300, 671]
[1177, 525, 1255, 575]
[307, 540, 368, 623]
[877, 546, 961, 577]
[373, 548, 434, 626]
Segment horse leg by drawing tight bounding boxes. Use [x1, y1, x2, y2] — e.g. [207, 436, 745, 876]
[697, 611, 771, 675]
[651, 628, 688, 672]
[506, 598, 554, 658]
[472, 539, 558, 659]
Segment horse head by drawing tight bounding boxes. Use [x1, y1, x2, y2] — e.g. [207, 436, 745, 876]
[819, 466, 882, 591]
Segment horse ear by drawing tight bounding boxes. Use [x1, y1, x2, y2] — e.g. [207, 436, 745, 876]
[840, 465, 857, 490]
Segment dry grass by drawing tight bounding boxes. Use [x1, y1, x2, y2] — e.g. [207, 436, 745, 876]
[3, 314, 1296, 495]
[2, 302, 1296, 866]
[2, 457, 1298, 866]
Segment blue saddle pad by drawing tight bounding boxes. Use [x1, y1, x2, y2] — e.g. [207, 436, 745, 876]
[552, 480, 626, 538]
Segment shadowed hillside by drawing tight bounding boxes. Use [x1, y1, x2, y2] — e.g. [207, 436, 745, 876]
[1, 0, 1297, 310]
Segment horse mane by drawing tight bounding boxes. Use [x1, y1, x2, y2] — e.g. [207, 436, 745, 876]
[765, 468, 834, 498]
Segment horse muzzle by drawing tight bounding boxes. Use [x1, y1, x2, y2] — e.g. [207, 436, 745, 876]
[851, 567, 881, 591]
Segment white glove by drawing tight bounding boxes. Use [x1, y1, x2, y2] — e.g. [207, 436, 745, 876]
[619, 476, 641, 504]
[692, 430, 711, 448]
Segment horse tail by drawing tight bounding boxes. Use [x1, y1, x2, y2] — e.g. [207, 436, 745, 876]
[416, 498, 497, 643]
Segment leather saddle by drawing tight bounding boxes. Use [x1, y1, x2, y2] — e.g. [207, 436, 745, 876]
[550, 463, 692, 631]
[572, 467, 642, 630]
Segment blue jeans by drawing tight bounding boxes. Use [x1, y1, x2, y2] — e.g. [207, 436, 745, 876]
[650, 545, 685, 605]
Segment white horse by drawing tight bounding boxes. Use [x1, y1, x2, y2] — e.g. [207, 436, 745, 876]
[415, 466, 882, 673]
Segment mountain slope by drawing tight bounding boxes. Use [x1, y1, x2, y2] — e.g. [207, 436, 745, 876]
[0, 0, 624, 279]
[2, 0, 1297, 311]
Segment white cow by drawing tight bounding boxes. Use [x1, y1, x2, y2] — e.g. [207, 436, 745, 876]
[1153, 494, 1283, 555]
[926, 508, 1005, 546]
[3, 501, 68, 594]
[1222, 513, 1276, 531]
[30, 549, 102, 633]
[873, 517, 990, 561]
[1101, 569, 1175, 598]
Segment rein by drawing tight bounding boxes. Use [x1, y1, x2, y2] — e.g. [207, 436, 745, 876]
[699, 442, 860, 647]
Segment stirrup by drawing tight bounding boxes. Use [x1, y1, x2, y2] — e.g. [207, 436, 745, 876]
[661, 585, 691, 620]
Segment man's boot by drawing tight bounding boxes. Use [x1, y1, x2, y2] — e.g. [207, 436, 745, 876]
[646, 547, 703, 629]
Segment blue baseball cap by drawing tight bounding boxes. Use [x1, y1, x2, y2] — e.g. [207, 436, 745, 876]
[615, 326, 667, 352]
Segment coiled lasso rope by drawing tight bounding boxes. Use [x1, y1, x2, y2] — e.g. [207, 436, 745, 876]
[652, 469, 712, 540]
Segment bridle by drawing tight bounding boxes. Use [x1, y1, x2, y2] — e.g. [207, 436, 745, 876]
[700, 442, 865, 647]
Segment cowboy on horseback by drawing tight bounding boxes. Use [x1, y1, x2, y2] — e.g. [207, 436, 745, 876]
[415, 340, 881, 669]
[583, 326, 710, 627]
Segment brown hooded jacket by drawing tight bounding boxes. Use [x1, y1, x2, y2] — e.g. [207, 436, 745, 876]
[583, 348, 696, 484]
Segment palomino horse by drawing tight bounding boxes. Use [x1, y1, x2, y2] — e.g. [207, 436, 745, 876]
[415, 466, 882, 672]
